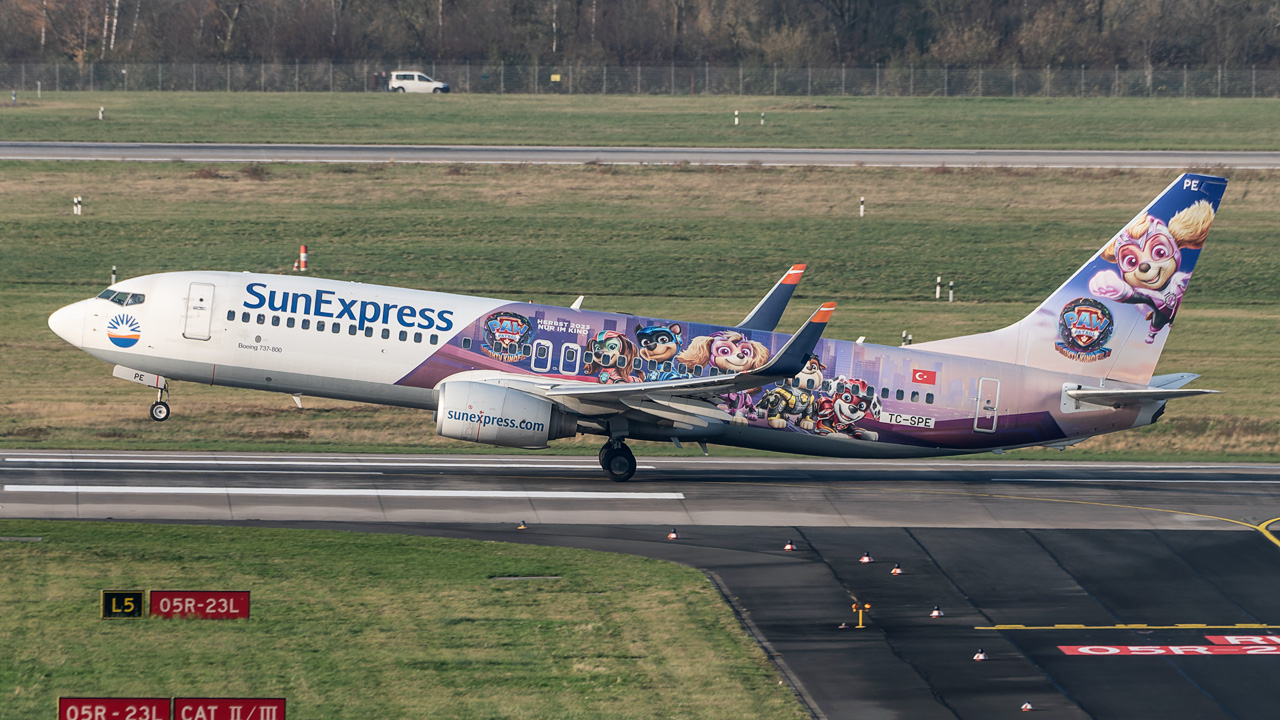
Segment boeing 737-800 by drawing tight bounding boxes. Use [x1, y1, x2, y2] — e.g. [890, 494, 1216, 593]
[48, 174, 1225, 481]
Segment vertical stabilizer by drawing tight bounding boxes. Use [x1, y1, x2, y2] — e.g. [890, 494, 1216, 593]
[915, 174, 1227, 385]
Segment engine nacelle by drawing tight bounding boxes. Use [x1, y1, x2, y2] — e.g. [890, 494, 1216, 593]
[434, 380, 577, 449]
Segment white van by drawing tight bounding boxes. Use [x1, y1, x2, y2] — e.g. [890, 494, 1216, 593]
[388, 71, 450, 94]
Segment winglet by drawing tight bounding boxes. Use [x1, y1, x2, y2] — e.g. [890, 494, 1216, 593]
[737, 264, 808, 331]
[750, 302, 835, 379]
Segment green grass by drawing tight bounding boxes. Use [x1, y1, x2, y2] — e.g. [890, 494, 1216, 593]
[3, 93, 1280, 149]
[0, 520, 806, 719]
[1, 161, 1277, 459]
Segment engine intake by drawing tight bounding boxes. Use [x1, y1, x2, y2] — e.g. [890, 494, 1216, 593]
[434, 380, 577, 449]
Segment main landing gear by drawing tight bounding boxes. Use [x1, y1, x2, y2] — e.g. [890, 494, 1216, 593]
[149, 386, 170, 422]
[599, 440, 636, 482]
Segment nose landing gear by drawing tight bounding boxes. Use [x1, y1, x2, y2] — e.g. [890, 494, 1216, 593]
[149, 386, 170, 422]
[599, 440, 636, 482]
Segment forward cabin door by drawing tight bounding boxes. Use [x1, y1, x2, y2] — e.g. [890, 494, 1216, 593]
[973, 377, 1000, 433]
[183, 283, 216, 341]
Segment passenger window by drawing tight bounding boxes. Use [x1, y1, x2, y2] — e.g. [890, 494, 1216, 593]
[316, 320, 325, 331]
[399, 330, 407, 341]
[911, 391, 920, 402]
[286, 317, 295, 328]
[414, 332, 423, 343]
[895, 389, 904, 400]
[349, 325, 358, 336]
[531, 340, 553, 372]
[925, 393, 934, 404]
[869, 386, 876, 396]
[693, 365, 703, 377]
[332, 323, 341, 334]
[257, 314, 265, 324]
[806, 378, 816, 390]
[271, 316, 280, 327]
[881, 388, 889, 399]
[226, 310, 235, 321]
[429, 334, 438, 344]
[302, 319, 310, 330]
[561, 344, 581, 375]
[633, 358, 643, 370]
[381, 328, 390, 339]
[679, 363, 687, 374]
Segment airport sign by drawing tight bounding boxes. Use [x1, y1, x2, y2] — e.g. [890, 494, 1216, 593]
[149, 591, 249, 619]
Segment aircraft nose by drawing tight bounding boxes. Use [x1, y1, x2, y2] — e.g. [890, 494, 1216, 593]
[48, 301, 86, 347]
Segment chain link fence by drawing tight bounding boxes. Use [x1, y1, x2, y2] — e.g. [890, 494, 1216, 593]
[2, 61, 1277, 97]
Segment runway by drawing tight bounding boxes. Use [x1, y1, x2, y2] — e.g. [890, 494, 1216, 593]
[2, 141, 1279, 168]
[6, 450, 1280, 719]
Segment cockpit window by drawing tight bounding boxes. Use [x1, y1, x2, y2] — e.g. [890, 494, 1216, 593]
[97, 289, 145, 306]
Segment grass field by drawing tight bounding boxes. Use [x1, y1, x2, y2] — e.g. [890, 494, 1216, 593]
[2, 93, 1280, 149]
[1, 161, 1276, 459]
[0, 520, 805, 719]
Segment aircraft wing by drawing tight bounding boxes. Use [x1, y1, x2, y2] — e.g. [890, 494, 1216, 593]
[546, 301, 835, 403]
[737, 264, 807, 331]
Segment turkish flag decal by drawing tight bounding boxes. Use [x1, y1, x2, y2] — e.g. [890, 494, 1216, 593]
[912, 369, 937, 385]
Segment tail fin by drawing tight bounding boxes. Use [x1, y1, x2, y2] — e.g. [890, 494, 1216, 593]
[915, 174, 1227, 385]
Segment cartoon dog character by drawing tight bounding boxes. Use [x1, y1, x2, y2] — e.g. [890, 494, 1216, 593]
[583, 330, 640, 384]
[634, 323, 685, 381]
[1088, 200, 1214, 343]
[675, 330, 770, 376]
[718, 391, 759, 425]
[816, 378, 879, 441]
[757, 354, 826, 430]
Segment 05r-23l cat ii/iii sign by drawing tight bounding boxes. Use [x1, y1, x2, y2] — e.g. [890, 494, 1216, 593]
[49, 174, 1225, 481]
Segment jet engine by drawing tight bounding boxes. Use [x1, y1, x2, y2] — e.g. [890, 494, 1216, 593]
[434, 380, 577, 448]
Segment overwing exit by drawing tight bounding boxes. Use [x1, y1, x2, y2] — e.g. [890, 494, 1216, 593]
[48, 175, 1225, 480]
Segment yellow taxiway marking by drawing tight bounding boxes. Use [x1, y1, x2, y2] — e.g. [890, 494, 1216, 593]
[976, 624, 1280, 630]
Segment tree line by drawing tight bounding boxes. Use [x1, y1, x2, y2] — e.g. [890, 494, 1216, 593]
[3, 0, 1279, 69]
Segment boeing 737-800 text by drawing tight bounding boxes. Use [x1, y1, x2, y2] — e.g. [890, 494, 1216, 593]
[48, 174, 1225, 480]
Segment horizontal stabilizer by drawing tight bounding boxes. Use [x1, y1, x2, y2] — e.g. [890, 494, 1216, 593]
[1066, 387, 1220, 408]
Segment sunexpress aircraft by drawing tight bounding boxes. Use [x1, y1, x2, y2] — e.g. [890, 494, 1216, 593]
[49, 174, 1225, 481]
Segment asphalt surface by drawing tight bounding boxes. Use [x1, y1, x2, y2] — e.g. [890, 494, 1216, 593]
[6, 451, 1280, 719]
[3, 141, 1280, 168]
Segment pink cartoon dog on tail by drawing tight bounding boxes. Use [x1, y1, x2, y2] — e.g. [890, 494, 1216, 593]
[1088, 200, 1214, 343]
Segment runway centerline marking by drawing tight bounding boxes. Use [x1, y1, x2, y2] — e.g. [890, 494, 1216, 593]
[1, 458, 656, 470]
[1, 485, 685, 500]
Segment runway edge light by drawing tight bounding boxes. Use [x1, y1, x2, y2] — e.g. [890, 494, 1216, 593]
[973, 649, 988, 661]
[667, 528, 679, 540]
[891, 563, 903, 575]
[1021, 701, 1034, 712]
[859, 552, 873, 563]
[783, 540, 796, 551]
[930, 606, 944, 618]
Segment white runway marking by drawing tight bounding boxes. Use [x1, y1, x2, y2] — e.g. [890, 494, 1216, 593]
[994, 478, 1280, 484]
[0, 468, 384, 475]
[2, 485, 686, 500]
[2, 458, 655, 470]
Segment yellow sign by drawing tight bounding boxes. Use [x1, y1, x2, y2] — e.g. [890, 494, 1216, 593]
[551, 74, 561, 82]
[101, 590, 144, 619]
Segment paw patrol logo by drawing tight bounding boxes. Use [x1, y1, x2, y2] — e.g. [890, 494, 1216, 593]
[106, 314, 141, 348]
[1055, 298, 1113, 362]
[481, 311, 532, 362]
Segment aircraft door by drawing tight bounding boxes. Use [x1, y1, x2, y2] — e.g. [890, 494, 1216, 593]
[183, 283, 216, 341]
[973, 377, 1000, 433]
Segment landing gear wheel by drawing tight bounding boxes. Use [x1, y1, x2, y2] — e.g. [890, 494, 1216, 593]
[149, 401, 170, 422]
[601, 444, 636, 482]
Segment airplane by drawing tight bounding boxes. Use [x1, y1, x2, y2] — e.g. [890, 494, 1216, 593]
[48, 173, 1225, 481]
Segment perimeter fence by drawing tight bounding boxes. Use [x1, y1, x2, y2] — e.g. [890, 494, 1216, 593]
[3, 61, 1279, 98]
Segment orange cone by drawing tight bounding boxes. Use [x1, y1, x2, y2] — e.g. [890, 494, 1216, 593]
[890, 564, 903, 575]
[783, 540, 796, 551]
[930, 605, 944, 618]
[1021, 702, 1033, 712]
[973, 649, 988, 661]
[667, 528, 679, 540]
[859, 552, 873, 564]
